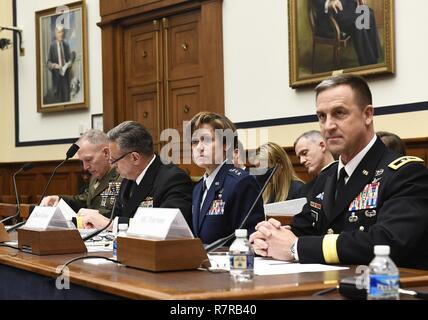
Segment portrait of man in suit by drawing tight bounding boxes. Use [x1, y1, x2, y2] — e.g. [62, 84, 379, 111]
[289, 0, 394, 87]
[46, 25, 75, 104]
[37, 3, 87, 112]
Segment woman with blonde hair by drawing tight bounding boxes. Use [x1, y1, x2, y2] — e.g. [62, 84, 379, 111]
[256, 142, 304, 204]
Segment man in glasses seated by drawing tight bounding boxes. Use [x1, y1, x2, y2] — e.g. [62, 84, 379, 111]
[40, 129, 121, 218]
[78, 121, 193, 231]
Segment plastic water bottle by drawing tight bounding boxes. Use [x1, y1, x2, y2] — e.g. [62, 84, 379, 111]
[367, 245, 400, 300]
[113, 223, 128, 260]
[229, 229, 254, 282]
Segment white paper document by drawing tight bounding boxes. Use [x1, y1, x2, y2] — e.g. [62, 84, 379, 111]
[263, 197, 307, 216]
[253, 258, 348, 275]
[207, 254, 348, 275]
[126, 208, 194, 240]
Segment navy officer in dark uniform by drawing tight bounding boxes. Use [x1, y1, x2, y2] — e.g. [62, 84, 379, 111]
[190, 112, 265, 245]
[250, 74, 428, 269]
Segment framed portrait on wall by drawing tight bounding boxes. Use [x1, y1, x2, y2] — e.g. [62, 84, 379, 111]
[35, 1, 89, 112]
[91, 113, 103, 131]
[288, 0, 395, 88]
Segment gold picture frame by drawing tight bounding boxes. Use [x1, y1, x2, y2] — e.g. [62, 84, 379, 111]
[36, 1, 89, 113]
[288, 0, 395, 88]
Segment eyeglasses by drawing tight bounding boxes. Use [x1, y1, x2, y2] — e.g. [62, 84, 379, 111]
[109, 151, 136, 165]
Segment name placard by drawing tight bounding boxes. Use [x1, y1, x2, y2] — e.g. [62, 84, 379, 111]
[24, 206, 74, 230]
[127, 208, 194, 240]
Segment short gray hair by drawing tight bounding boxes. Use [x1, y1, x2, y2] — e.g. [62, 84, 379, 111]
[78, 129, 108, 146]
[107, 121, 154, 156]
[293, 130, 323, 149]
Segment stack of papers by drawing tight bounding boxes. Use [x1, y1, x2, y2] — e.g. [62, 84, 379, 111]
[207, 254, 348, 275]
[263, 197, 307, 216]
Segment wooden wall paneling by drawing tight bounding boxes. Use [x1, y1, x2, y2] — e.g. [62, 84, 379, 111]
[127, 85, 162, 149]
[169, 77, 201, 135]
[101, 24, 117, 132]
[200, 0, 224, 114]
[100, 0, 189, 23]
[167, 10, 201, 80]
[0, 161, 83, 204]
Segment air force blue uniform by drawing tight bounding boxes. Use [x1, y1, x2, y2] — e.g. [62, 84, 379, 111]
[192, 163, 265, 245]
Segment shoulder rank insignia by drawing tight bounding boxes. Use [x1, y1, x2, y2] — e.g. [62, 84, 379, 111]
[388, 156, 424, 170]
[229, 168, 242, 176]
[321, 160, 338, 172]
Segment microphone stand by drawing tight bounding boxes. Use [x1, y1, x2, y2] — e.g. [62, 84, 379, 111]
[1, 164, 34, 225]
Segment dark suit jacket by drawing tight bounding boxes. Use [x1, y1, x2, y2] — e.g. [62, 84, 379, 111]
[291, 138, 428, 269]
[114, 156, 193, 228]
[192, 164, 265, 245]
[312, 0, 380, 65]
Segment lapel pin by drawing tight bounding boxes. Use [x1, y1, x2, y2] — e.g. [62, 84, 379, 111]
[362, 170, 369, 176]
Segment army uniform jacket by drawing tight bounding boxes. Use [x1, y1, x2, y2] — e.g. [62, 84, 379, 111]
[292, 138, 428, 269]
[114, 155, 193, 227]
[192, 163, 265, 245]
[62, 169, 122, 217]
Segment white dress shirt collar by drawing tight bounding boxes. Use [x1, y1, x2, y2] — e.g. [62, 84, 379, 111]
[204, 161, 226, 191]
[135, 154, 156, 185]
[338, 134, 377, 182]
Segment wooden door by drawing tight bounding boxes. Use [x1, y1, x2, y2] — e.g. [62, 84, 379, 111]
[123, 20, 164, 149]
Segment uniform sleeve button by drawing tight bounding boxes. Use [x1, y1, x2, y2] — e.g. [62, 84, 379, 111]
[359, 226, 365, 231]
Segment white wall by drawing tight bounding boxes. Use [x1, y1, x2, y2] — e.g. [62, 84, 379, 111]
[16, 0, 102, 143]
[223, 0, 428, 123]
[3, 0, 428, 163]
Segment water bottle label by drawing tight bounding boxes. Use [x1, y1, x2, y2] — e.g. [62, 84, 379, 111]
[369, 274, 399, 297]
[229, 254, 254, 270]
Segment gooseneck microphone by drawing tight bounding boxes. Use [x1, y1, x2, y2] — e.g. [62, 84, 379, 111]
[38, 143, 80, 205]
[81, 198, 117, 242]
[0, 163, 34, 225]
[204, 163, 279, 252]
[7, 145, 80, 233]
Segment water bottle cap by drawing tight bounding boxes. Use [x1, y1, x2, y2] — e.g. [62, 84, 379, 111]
[118, 223, 128, 231]
[374, 245, 390, 255]
[235, 229, 247, 237]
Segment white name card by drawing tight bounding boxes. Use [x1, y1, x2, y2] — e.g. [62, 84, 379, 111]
[24, 206, 74, 231]
[126, 208, 194, 240]
[57, 198, 77, 221]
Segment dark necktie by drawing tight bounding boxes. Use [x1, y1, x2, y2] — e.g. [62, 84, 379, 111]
[335, 167, 348, 202]
[127, 181, 138, 201]
[199, 180, 207, 210]
[59, 42, 65, 66]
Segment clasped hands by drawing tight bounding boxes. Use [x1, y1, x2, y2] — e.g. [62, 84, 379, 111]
[249, 218, 297, 261]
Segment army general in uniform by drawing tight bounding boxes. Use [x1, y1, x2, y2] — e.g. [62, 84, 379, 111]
[250, 74, 428, 269]
[41, 129, 122, 218]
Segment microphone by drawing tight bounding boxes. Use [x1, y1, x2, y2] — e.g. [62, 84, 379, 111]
[81, 198, 117, 241]
[204, 163, 279, 252]
[0, 163, 34, 225]
[38, 143, 80, 205]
